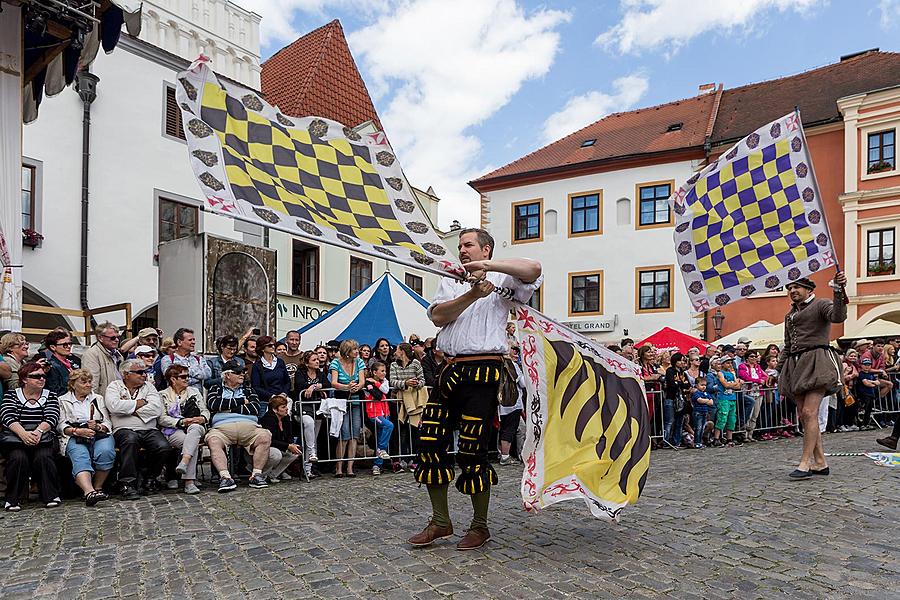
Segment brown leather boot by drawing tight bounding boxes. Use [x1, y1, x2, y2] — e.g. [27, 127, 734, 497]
[876, 435, 898, 450]
[407, 520, 453, 547]
[456, 527, 491, 551]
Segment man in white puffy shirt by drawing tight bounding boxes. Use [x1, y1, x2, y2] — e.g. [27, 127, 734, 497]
[408, 228, 542, 551]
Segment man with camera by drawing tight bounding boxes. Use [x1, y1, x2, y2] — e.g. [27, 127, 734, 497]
[105, 359, 173, 499]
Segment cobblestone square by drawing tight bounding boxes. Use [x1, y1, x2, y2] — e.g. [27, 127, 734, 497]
[1, 431, 897, 600]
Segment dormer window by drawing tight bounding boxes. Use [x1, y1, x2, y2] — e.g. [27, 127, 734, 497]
[666, 122, 683, 132]
[580, 139, 596, 147]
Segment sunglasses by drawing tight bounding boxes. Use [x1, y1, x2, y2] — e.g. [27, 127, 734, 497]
[27, 373, 46, 380]
[225, 370, 246, 376]
[53, 342, 72, 348]
[137, 352, 156, 358]
[171, 374, 188, 380]
[100, 334, 120, 340]
[127, 369, 150, 376]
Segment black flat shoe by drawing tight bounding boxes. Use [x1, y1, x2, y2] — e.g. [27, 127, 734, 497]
[789, 469, 812, 479]
[810, 467, 830, 476]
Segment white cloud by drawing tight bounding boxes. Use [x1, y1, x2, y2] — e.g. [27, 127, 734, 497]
[878, 0, 900, 28]
[348, 0, 571, 227]
[596, 0, 823, 55]
[541, 74, 649, 144]
[237, 0, 390, 48]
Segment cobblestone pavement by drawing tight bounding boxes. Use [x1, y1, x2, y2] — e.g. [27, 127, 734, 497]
[1, 430, 897, 600]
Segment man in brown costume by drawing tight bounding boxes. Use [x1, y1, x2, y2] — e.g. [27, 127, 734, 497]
[777, 272, 847, 479]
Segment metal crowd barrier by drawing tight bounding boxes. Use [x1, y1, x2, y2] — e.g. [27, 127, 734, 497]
[867, 374, 900, 429]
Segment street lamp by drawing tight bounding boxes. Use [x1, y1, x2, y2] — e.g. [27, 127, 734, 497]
[712, 309, 725, 340]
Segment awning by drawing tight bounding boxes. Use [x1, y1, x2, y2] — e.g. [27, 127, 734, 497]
[715, 320, 775, 347]
[840, 318, 900, 341]
[636, 327, 712, 355]
[22, 0, 142, 122]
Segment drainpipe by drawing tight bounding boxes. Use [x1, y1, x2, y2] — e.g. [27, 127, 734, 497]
[75, 70, 99, 322]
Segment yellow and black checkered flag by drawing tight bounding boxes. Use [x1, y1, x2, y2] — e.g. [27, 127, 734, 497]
[672, 111, 837, 312]
[176, 61, 464, 279]
[516, 306, 651, 522]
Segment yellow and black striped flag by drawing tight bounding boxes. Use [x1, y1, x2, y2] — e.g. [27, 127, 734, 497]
[516, 306, 651, 521]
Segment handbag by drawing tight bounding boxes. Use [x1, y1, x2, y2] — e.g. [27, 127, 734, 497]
[181, 395, 202, 419]
[498, 358, 520, 407]
[842, 384, 855, 407]
[0, 390, 57, 449]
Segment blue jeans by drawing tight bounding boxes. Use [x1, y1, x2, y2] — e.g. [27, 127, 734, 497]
[65, 436, 116, 477]
[340, 403, 363, 441]
[663, 399, 683, 446]
[693, 410, 710, 445]
[370, 416, 394, 466]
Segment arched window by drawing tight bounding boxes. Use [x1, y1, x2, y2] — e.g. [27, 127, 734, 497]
[616, 198, 631, 226]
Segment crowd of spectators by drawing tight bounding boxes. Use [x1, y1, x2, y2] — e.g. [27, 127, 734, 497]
[630, 335, 899, 450]
[0, 323, 527, 511]
[1, 321, 895, 511]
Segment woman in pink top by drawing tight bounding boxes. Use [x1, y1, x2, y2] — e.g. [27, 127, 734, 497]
[738, 350, 768, 440]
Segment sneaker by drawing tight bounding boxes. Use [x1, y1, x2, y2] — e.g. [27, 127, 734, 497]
[694, 443, 704, 449]
[279, 473, 292, 481]
[372, 465, 381, 476]
[4, 502, 21, 512]
[120, 485, 141, 501]
[407, 462, 418, 472]
[166, 480, 180, 490]
[248, 474, 269, 489]
[184, 483, 201, 495]
[45, 497, 61, 508]
[499, 455, 513, 466]
[377, 449, 391, 460]
[266, 475, 280, 484]
[175, 462, 189, 476]
[392, 461, 403, 473]
[308, 454, 318, 463]
[218, 478, 237, 493]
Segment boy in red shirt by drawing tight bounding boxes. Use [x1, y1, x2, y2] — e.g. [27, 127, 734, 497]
[364, 361, 394, 475]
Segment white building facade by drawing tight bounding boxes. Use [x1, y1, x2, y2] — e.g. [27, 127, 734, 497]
[479, 160, 704, 343]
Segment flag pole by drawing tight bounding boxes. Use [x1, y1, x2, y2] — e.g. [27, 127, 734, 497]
[794, 106, 848, 302]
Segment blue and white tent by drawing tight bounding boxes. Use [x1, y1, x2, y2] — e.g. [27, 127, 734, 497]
[298, 272, 438, 346]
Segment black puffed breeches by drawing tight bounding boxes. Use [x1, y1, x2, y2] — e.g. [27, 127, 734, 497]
[414, 360, 501, 495]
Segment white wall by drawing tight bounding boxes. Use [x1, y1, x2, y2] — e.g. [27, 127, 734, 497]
[22, 43, 243, 322]
[485, 160, 704, 342]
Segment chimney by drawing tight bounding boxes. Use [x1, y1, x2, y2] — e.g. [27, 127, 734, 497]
[698, 83, 716, 95]
[450, 219, 461, 231]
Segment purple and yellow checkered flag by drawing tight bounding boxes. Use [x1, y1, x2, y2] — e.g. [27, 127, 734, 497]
[672, 111, 837, 311]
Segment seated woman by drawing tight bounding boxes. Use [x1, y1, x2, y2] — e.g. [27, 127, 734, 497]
[159, 364, 209, 494]
[294, 350, 328, 476]
[259, 394, 301, 482]
[57, 369, 114, 506]
[0, 362, 62, 511]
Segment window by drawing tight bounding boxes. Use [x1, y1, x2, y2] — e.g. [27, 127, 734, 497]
[22, 164, 35, 230]
[405, 273, 423, 296]
[350, 257, 372, 295]
[867, 130, 895, 173]
[580, 139, 596, 147]
[616, 198, 631, 226]
[636, 266, 674, 312]
[569, 271, 603, 316]
[164, 84, 186, 141]
[867, 228, 895, 276]
[512, 199, 542, 243]
[569, 190, 602, 237]
[292, 241, 319, 299]
[158, 198, 198, 243]
[636, 181, 674, 228]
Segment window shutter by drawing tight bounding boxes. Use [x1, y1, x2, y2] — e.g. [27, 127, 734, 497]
[165, 86, 185, 140]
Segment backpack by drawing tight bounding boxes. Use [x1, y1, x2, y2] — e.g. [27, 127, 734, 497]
[498, 358, 520, 407]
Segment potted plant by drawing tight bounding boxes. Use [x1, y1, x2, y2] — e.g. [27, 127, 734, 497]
[22, 228, 43, 248]
[868, 261, 896, 276]
[867, 160, 894, 174]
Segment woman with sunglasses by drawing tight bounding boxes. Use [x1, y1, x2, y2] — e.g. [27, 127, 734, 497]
[1, 362, 62, 511]
[0, 332, 30, 390]
[250, 335, 291, 417]
[45, 331, 82, 396]
[58, 369, 113, 506]
[159, 364, 209, 494]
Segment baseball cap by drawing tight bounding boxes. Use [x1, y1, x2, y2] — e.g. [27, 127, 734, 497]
[722, 344, 736, 353]
[222, 359, 246, 374]
[138, 327, 158, 339]
[326, 339, 340, 349]
[737, 337, 751, 345]
[861, 358, 873, 365]
[135, 345, 156, 355]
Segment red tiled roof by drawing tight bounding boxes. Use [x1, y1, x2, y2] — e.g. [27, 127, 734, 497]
[711, 50, 900, 144]
[261, 20, 382, 130]
[470, 93, 717, 190]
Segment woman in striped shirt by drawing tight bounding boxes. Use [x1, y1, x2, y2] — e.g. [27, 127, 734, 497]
[0, 361, 62, 511]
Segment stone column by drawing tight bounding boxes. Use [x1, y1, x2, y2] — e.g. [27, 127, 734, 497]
[0, 6, 24, 330]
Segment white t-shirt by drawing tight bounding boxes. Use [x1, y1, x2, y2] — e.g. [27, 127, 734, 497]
[429, 270, 543, 356]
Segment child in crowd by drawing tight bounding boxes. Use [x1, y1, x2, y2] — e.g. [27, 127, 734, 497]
[713, 359, 741, 447]
[855, 358, 880, 429]
[691, 377, 715, 448]
[363, 361, 393, 475]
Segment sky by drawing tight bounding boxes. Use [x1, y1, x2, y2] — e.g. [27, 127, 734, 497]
[235, 0, 900, 228]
